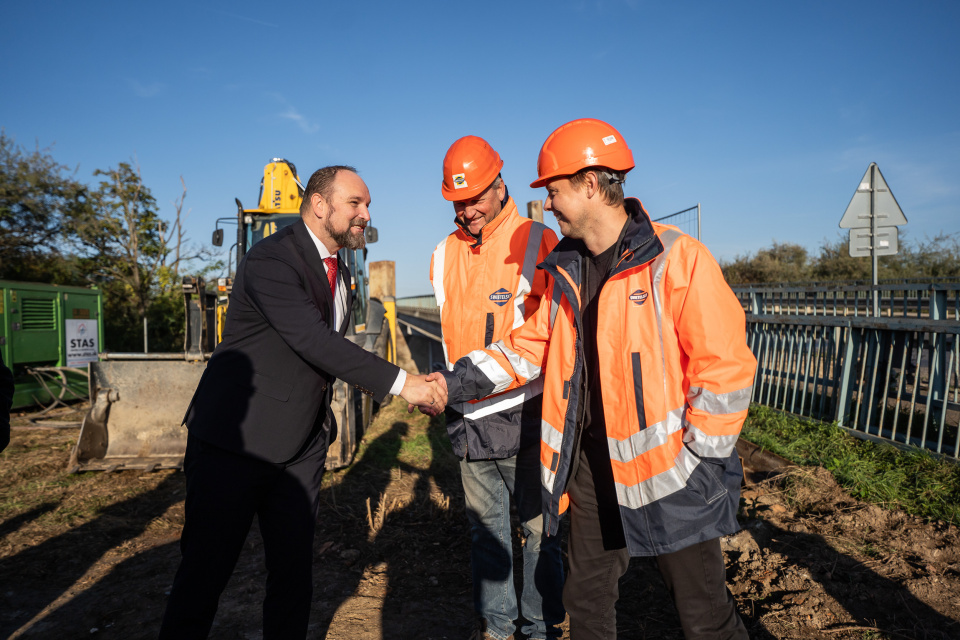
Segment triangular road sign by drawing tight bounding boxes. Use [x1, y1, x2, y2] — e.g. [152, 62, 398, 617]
[839, 163, 908, 229]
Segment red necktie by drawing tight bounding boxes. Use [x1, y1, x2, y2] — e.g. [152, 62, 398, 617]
[324, 256, 338, 300]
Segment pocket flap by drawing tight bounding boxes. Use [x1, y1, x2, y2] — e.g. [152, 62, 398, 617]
[251, 371, 292, 402]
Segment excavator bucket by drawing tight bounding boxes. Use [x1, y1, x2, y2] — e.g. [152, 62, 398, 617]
[68, 359, 206, 472]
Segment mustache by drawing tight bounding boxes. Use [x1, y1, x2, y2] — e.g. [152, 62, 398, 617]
[350, 219, 368, 229]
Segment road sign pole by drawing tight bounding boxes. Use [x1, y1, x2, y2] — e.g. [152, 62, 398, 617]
[870, 164, 879, 317]
[839, 162, 907, 316]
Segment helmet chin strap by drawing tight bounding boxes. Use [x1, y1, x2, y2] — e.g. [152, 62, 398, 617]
[597, 169, 625, 185]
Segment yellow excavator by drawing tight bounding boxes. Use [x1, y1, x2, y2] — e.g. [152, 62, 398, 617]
[69, 160, 389, 472]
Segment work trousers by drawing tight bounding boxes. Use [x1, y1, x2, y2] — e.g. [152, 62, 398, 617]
[460, 443, 565, 640]
[563, 446, 747, 640]
[159, 431, 327, 639]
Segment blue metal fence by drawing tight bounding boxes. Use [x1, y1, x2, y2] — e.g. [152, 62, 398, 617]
[748, 314, 960, 459]
[733, 283, 960, 320]
[401, 285, 960, 459]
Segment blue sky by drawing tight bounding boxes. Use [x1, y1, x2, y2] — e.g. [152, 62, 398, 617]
[2, 1, 957, 297]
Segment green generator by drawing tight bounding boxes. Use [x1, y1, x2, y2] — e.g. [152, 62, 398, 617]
[0, 280, 104, 409]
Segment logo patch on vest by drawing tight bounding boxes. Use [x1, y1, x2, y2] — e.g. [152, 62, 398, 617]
[489, 288, 512, 306]
[629, 289, 648, 306]
[452, 173, 468, 189]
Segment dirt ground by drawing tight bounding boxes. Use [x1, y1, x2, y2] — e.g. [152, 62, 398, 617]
[1, 400, 958, 640]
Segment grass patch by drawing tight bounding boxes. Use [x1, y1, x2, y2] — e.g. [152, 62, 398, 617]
[741, 405, 960, 524]
[347, 398, 457, 476]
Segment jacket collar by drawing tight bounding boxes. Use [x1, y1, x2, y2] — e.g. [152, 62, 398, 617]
[541, 198, 663, 283]
[291, 220, 348, 330]
[292, 219, 329, 285]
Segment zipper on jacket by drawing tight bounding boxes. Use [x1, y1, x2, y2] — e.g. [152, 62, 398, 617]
[549, 262, 587, 499]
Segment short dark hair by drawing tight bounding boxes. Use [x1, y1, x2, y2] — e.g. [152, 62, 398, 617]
[568, 166, 625, 207]
[300, 165, 357, 214]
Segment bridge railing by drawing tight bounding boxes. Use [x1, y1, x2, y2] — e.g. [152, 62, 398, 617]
[731, 283, 960, 320]
[748, 314, 960, 459]
[395, 294, 437, 310]
[397, 293, 960, 459]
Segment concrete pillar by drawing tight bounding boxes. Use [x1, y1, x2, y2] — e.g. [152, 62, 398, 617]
[368, 261, 395, 300]
[369, 261, 396, 365]
[527, 200, 544, 223]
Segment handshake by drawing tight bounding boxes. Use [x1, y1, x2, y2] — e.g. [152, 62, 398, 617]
[399, 372, 448, 417]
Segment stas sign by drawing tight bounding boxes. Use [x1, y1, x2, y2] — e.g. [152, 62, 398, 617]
[65, 319, 99, 366]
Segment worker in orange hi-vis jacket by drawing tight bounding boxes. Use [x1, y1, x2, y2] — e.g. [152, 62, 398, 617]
[433, 119, 757, 640]
[430, 135, 562, 640]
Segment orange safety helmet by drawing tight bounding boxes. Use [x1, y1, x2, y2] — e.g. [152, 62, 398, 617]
[441, 136, 504, 201]
[530, 118, 635, 188]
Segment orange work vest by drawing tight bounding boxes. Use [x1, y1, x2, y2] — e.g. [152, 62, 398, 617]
[430, 198, 558, 459]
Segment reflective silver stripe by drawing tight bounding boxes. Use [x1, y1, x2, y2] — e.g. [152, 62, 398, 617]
[487, 340, 542, 387]
[465, 349, 515, 393]
[431, 240, 453, 369]
[432, 239, 447, 311]
[615, 443, 700, 509]
[540, 416, 563, 492]
[607, 407, 684, 464]
[513, 223, 546, 329]
[549, 282, 562, 330]
[682, 424, 740, 458]
[453, 376, 544, 419]
[542, 416, 564, 453]
[687, 385, 752, 415]
[650, 229, 682, 402]
[541, 464, 557, 492]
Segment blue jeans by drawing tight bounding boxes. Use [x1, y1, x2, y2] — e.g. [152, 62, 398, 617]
[460, 444, 565, 640]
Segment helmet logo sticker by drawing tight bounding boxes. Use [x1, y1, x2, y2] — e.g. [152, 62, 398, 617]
[489, 288, 512, 307]
[452, 173, 468, 189]
[629, 289, 648, 306]
[602, 135, 617, 145]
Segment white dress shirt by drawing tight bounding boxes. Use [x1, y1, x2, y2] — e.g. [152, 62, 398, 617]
[304, 224, 406, 396]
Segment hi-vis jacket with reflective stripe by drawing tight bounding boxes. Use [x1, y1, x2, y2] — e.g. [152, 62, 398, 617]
[431, 198, 558, 460]
[444, 199, 757, 556]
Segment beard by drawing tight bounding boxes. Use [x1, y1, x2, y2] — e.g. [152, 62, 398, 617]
[325, 208, 367, 250]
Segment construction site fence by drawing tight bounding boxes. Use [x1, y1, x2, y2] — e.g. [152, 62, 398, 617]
[653, 204, 700, 241]
[733, 282, 960, 321]
[748, 313, 960, 460]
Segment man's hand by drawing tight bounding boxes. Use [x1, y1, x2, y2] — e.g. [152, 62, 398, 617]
[416, 372, 448, 416]
[400, 372, 447, 416]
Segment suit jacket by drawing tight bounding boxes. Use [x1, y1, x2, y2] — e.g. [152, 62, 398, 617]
[184, 219, 400, 463]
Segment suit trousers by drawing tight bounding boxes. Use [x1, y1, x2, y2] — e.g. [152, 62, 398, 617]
[563, 446, 747, 640]
[159, 431, 328, 639]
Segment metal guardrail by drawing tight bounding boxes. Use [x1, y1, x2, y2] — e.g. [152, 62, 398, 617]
[400, 291, 960, 458]
[733, 283, 960, 321]
[395, 294, 437, 310]
[748, 314, 960, 459]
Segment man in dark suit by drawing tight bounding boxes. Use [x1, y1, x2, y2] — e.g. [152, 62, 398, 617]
[159, 165, 446, 639]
